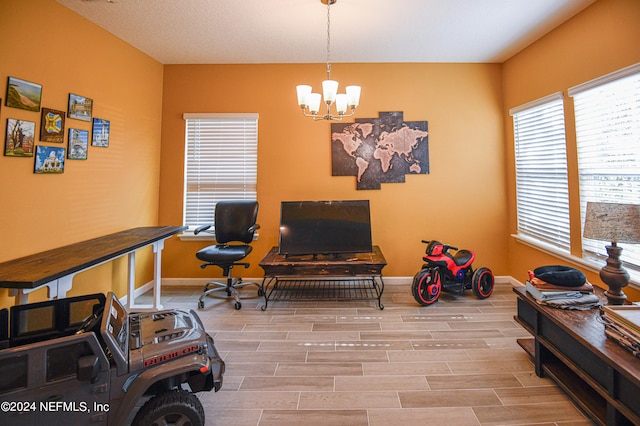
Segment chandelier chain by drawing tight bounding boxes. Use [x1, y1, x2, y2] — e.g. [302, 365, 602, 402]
[326, 0, 331, 78]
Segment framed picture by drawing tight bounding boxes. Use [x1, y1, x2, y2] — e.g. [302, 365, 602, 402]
[5, 118, 35, 157]
[34, 146, 65, 174]
[5, 77, 42, 112]
[40, 108, 66, 143]
[68, 93, 93, 121]
[67, 128, 89, 160]
[91, 118, 110, 147]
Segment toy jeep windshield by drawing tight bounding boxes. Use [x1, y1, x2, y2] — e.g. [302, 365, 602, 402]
[0, 292, 224, 425]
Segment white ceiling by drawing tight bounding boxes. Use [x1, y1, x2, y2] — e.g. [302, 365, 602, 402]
[57, 0, 597, 65]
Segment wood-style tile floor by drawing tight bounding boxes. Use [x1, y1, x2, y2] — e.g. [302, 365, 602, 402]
[143, 281, 594, 426]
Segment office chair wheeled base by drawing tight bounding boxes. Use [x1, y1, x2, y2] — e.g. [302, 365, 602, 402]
[198, 277, 263, 310]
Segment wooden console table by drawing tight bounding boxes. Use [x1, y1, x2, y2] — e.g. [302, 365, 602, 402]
[513, 285, 640, 425]
[0, 226, 185, 310]
[259, 246, 387, 310]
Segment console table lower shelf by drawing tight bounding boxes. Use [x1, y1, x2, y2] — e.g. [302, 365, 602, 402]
[258, 246, 387, 311]
[261, 276, 384, 310]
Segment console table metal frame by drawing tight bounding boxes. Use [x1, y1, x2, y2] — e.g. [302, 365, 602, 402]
[513, 285, 640, 426]
[0, 226, 185, 310]
[258, 246, 386, 311]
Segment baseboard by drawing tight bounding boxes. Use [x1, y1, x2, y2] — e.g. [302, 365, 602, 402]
[160, 275, 516, 288]
[122, 275, 517, 305]
[503, 276, 524, 286]
[119, 280, 155, 306]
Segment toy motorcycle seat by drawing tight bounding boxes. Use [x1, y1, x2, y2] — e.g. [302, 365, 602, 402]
[452, 249, 473, 266]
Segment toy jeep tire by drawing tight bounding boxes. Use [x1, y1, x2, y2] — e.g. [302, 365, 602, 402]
[132, 390, 204, 426]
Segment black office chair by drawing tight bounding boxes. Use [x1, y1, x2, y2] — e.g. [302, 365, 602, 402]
[194, 200, 262, 310]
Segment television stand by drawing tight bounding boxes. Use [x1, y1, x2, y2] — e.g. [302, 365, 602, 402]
[258, 246, 386, 310]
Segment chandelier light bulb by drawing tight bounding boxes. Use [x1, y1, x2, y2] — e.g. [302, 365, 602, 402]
[346, 85, 361, 108]
[335, 94, 348, 114]
[307, 93, 322, 115]
[322, 80, 339, 104]
[296, 85, 312, 107]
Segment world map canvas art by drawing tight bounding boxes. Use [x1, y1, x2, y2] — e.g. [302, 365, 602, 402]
[331, 111, 429, 190]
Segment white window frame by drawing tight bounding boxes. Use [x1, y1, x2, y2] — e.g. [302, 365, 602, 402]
[510, 92, 571, 254]
[569, 62, 640, 282]
[181, 113, 258, 240]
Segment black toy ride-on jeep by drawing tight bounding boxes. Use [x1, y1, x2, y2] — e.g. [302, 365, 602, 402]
[0, 292, 224, 425]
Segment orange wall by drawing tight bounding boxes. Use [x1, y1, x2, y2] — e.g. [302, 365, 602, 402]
[0, 0, 164, 308]
[502, 0, 640, 299]
[159, 63, 509, 279]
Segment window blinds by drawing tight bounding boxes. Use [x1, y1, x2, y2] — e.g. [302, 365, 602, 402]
[570, 64, 640, 270]
[183, 113, 258, 229]
[510, 93, 571, 252]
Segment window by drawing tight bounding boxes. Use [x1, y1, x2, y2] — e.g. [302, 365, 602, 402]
[0, 355, 27, 392]
[182, 113, 258, 233]
[46, 341, 92, 382]
[17, 305, 55, 336]
[69, 298, 102, 326]
[569, 63, 640, 273]
[510, 93, 571, 252]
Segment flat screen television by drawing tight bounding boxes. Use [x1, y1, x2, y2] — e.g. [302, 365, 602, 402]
[278, 200, 373, 257]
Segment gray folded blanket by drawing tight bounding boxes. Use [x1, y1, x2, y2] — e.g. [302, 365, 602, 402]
[538, 293, 602, 310]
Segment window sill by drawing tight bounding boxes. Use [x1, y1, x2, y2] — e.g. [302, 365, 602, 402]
[511, 233, 639, 289]
[178, 232, 216, 242]
[178, 231, 259, 242]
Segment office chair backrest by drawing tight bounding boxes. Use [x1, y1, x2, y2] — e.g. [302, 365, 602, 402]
[214, 200, 259, 244]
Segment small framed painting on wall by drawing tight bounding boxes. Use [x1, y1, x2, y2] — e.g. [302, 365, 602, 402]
[40, 108, 66, 143]
[68, 93, 93, 121]
[92, 118, 110, 147]
[5, 118, 35, 157]
[68, 128, 89, 160]
[5, 77, 42, 112]
[34, 146, 65, 174]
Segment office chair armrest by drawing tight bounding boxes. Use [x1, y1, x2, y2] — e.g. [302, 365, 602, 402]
[194, 224, 213, 235]
[248, 223, 260, 233]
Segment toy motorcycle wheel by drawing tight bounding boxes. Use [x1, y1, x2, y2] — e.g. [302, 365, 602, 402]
[471, 267, 494, 299]
[412, 268, 441, 306]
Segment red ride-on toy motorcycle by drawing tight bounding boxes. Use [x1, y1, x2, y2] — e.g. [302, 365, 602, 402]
[411, 240, 494, 306]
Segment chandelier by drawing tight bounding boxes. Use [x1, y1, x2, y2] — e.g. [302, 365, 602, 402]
[296, 0, 361, 121]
